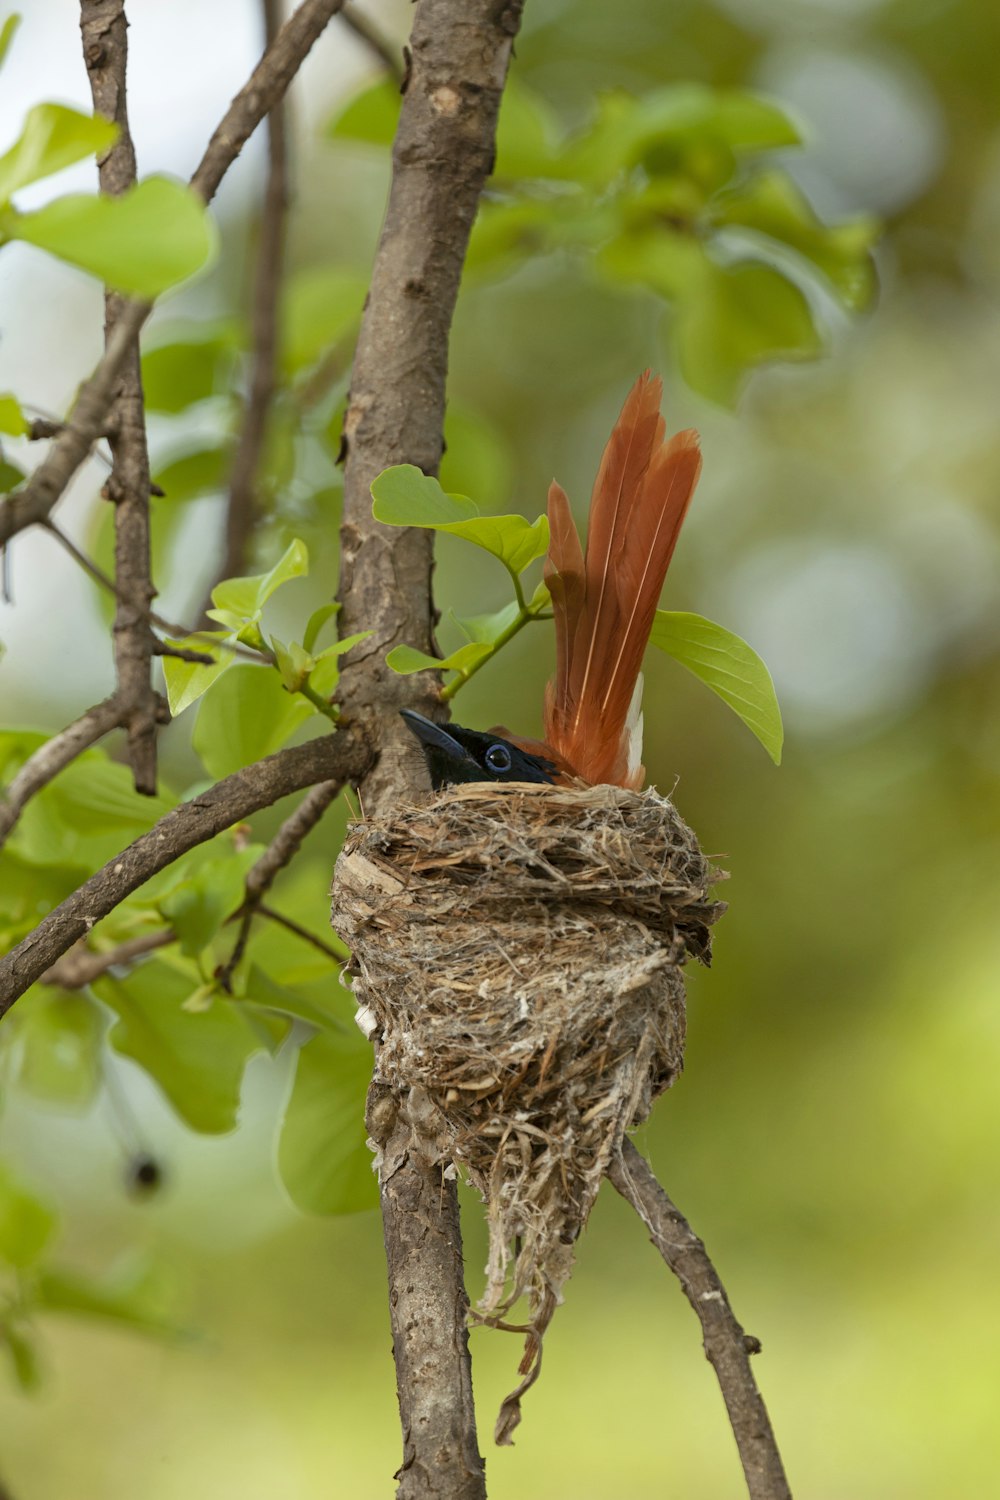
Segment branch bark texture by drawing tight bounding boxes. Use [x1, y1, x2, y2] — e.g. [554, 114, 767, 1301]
[0, 695, 122, 851]
[0, 727, 371, 1017]
[336, 3, 524, 1494]
[609, 1139, 793, 1500]
[81, 0, 159, 794]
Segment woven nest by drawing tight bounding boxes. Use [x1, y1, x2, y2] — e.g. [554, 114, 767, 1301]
[332, 780, 725, 1438]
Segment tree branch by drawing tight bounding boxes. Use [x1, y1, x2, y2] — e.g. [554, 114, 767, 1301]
[608, 1139, 792, 1500]
[0, 726, 372, 1018]
[81, 0, 159, 794]
[202, 0, 290, 619]
[336, 2, 524, 1493]
[217, 778, 341, 988]
[0, 0, 347, 551]
[40, 928, 175, 989]
[0, 695, 123, 851]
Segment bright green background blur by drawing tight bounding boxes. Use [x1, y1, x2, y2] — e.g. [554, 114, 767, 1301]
[3, 0, 1000, 1495]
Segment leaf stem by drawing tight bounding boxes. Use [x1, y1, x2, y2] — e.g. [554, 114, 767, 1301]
[439, 588, 548, 702]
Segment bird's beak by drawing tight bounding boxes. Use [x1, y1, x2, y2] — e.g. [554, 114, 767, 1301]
[399, 709, 475, 766]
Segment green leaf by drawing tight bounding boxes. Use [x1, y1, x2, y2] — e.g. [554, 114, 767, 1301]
[673, 256, 822, 405]
[0, 391, 26, 435]
[13, 753, 176, 870]
[371, 465, 478, 526]
[372, 465, 549, 576]
[209, 538, 309, 621]
[280, 266, 367, 375]
[2, 1320, 42, 1392]
[95, 958, 285, 1134]
[0, 1164, 57, 1269]
[162, 631, 232, 716]
[648, 610, 783, 764]
[277, 1029, 376, 1215]
[3, 176, 216, 296]
[0, 103, 117, 205]
[192, 663, 313, 779]
[386, 642, 492, 677]
[14, 990, 103, 1107]
[36, 1260, 178, 1337]
[141, 327, 240, 413]
[270, 636, 314, 693]
[712, 171, 879, 312]
[152, 444, 230, 501]
[302, 602, 338, 654]
[243, 963, 348, 1031]
[451, 598, 521, 645]
[0, 456, 24, 492]
[325, 77, 399, 146]
[307, 632, 370, 699]
[0, 14, 21, 71]
[158, 847, 261, 957]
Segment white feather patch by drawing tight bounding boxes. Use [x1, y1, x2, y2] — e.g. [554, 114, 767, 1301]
[625, 672, 644, 782]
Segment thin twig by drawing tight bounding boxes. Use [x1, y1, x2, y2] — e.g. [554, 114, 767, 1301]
[217, 778, 341, 988]
[0, 0, 347, 550]
[340, 4, 405, 85]
[40, 928, 175, 989]
[200, 0, 290, 622]
[82, 0, 160, 794]
[0, 695, 123, 851]
[608, 1138, 792, 1500]
[256, 903, 344, 962]
[0, 724, 372, 1016]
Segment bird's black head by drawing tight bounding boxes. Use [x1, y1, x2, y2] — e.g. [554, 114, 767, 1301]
[400, 710, 558, 791]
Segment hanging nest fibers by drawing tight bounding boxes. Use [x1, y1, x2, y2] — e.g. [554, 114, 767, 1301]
[331, 779, 725, 1441]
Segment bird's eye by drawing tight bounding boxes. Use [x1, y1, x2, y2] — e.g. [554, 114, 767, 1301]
[485, 742, 513, 774]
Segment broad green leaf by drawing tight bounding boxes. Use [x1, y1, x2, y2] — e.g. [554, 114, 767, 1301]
[158, 846, 261, 957]
[37, 1260, 178, 1336]
[673, 256, 822, 405]
[649, 610, 783, 764]
[451, 598, 521, 645]
[302, 602, 338, 654]
[599, 225, 706, 300]
[95, 958, 285, 1134]
[14, 990, 103, 1107]
[162, 630, 232, 716]
[325, 77, 399, 146]
[4, 176, 216, 296]
[712, 171, 879, 312]
[243, 964, 347, 1031]
[0, 103, 117, 204]
[280, 266, 367, 374]
[277, 1029, 376, 1215]
[307, 632, 371, 699]
[0, 455, 24, 491]
[209, 538, 309, 620]
[0, 848, 78, 949]
[13, 753, 176, 870]
[192, 663, 313, 779]
[372, 465, 548, 576]
[0, 391, 26, 435]
[152, 444, 230, 501]
[142, 328, 239, 413]
[386, 641, 492, 676]
[0, 14, 20, 71]
[371, 465, 477, 526]
[0, 1163, 57, 1269]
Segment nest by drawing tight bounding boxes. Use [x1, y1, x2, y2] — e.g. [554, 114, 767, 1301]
[332, 780, 725, 1439]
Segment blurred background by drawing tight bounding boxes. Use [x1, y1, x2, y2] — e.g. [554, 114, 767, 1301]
[2, 0, 1000, 1495]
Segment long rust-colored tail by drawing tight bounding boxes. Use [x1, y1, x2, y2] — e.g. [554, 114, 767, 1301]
[542, 372, 701, 788]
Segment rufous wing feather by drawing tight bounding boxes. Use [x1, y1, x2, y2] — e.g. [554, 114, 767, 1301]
[542, 372, 701, 788]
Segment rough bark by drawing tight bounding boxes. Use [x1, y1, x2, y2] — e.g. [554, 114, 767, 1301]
[336, 2, 524, 1494]
[81, 0, 160, 794]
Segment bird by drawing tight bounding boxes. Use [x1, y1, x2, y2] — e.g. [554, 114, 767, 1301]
[402, 371, 702, 792]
